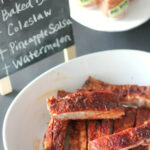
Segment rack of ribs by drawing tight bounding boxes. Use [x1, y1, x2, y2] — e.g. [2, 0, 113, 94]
[82, 76, 150, 108]
[132, 108, 150, 150]
[47, 91, 125, 120]
[68, 120, 87, 150]
[89, 120, 150, 150]
[43, 90, 70, 150]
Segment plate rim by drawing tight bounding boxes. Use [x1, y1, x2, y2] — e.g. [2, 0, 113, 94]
[71, 17, 150, 32]
[69, 0, 150, 32]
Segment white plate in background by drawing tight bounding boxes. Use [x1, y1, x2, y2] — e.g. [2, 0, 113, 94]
[69, 0, 150, 32]
[3, 50, 150, 150]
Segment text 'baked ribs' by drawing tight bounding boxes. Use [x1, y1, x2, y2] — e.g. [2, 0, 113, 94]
[83, 76, 150, 108]
[89, 120, 150, 150]
[47, 91, 124, 120]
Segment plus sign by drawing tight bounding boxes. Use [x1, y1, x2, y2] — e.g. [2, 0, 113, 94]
[0, 49, 7, 61]
[2, 64, 10, 76]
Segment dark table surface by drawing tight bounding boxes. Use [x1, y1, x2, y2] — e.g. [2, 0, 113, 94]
[0, 19, 150, 150]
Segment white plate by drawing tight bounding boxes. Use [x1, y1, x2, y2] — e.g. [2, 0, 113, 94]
[69, 0, 150, 32]
[3, 50, 150, 150]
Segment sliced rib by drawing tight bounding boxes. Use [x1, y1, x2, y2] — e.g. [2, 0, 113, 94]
[113, 107, 137, 133]
[43, 118, 68, 150]
[132, 108, 150, 150]
[57, 90, 71, 98]
[136, 108, 150, 127]
[82, 76, 150, 108]
[47, 91, 125, 120]
[88, 120, 111, 141]
[43, 90, 69, 150]
[89, 120, 150, 150]
[59, 91, 88, 150]
[86, 78, 111, 148]
[88, 119, 111, 150]
[68, 120, 87, 150]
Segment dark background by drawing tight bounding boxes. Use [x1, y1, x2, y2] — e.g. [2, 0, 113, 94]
[0, 19, 150, 150]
